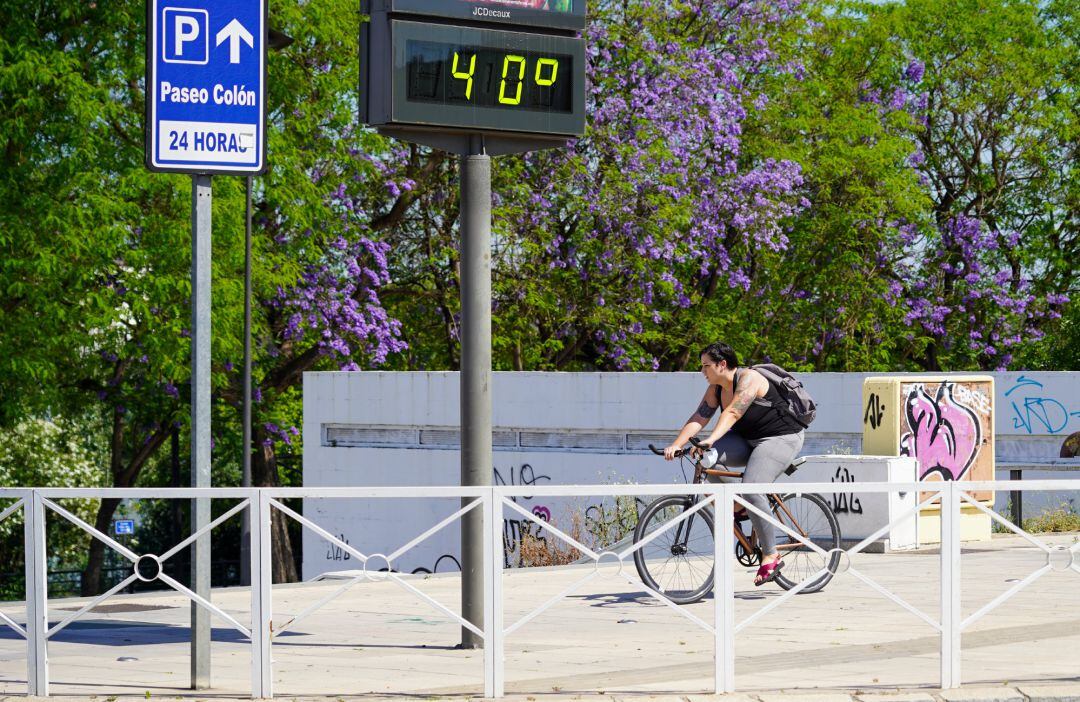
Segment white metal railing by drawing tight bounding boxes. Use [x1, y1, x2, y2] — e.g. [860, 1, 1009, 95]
[0, 480, 1077, 698]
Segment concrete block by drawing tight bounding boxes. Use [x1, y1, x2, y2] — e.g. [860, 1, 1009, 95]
[939, 687, 1025, 702]
[1016, 685, 1080, 702]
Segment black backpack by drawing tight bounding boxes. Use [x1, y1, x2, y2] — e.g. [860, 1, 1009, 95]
[751, 364, 817, 428]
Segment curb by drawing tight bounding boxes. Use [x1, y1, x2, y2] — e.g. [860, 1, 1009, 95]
[9, 686, 1080, 702]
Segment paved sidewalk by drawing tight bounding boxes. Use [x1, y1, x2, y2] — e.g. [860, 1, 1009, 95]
[0, 533, 1076, 699]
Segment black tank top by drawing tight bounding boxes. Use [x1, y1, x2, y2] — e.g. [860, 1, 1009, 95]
[717, 368, 803, 441]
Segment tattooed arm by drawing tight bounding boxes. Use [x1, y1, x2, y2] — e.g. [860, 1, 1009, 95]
[701, 370, 769, 447]
[663, 388, 720, 460]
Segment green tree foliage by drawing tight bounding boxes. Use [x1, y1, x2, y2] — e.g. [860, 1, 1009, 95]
[0, 0, 404, 591]
[0, 417, 106, 597]
[860, 0, 1077, 370]
[739, 1, 931, 370]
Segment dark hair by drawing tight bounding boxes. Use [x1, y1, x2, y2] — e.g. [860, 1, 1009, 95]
[700, 342, 739, 368]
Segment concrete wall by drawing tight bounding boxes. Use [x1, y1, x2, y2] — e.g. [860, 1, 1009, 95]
[301, 371, 1080, 578]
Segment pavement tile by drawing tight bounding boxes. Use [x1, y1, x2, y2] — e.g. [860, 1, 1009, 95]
[1016, 685, 1080, 702]
[939, 688, 1025, 702]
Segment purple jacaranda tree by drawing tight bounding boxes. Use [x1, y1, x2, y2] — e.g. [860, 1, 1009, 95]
[866, 0, 1074, 371]
[356, 0, 826, 372]
[887, 215, 1059, 371]
[431, 0, 809, 371]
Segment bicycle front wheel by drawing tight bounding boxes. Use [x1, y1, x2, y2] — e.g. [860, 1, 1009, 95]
[632, 495, 714, 605]
[771, 492, 841, 594]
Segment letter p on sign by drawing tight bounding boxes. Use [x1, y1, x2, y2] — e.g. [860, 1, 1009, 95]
[163, 7, 209, 64]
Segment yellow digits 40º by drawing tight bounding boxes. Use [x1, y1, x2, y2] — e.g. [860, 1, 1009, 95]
[452, 51, 476, 100]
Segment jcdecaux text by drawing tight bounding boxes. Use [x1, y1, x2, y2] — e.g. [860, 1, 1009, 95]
[160, 82, 257, 106]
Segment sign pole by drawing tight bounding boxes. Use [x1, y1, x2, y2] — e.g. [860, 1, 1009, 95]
[459, 136, 491, 649]
[240, 175, 253, 587]
[190, 174, 212, 688]
[147, 0, 266, 685]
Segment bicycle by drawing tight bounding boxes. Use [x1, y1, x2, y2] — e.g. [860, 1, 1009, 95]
[632, 437, 841, 604]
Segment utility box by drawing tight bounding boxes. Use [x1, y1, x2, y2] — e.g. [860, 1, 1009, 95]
[779, 455, 920, 551]
[862, 376, 995, 544]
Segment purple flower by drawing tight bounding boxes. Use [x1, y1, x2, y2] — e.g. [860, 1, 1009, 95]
[904, 59, 925, 83]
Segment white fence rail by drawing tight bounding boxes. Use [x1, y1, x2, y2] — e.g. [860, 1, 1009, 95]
[0, 480, 1077, 698]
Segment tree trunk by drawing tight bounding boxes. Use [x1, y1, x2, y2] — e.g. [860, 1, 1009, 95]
[672, 346, 692, 371]
[271, 510, 297, 583]
[252, 425, 299, 583]
[922, 342, 942, 372]
[80, 411, 173, 596]
[80, 497, 122, 596]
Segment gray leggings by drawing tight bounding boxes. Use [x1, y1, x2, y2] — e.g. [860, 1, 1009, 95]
[707, 431, 805, 555]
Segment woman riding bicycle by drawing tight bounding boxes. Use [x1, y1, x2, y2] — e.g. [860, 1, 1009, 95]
[664, 342, 805, 586]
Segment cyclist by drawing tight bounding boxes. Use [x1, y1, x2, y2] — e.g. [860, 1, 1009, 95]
[664, 342, 805, 586]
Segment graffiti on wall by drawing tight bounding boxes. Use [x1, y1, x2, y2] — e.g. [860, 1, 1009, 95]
[863, 393, 885, 430]
[326, 533, 353, 561]
[1005, 376, 1080, 435]
[900, 382, 986, 482]
[409, 554, 461, 575]
[830, 466, 863, 515]
[494, 463, 554, 567]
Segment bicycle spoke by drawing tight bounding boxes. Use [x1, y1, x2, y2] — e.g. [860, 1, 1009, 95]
[633, 495, 715, 602]
[656, 554, 677, 589]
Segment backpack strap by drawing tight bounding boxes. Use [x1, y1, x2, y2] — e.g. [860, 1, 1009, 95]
[715, 368, 743, 409]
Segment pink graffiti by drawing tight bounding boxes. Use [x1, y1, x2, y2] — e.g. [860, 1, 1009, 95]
[532, 505, 551, 522]
[900, 382, 982, 481]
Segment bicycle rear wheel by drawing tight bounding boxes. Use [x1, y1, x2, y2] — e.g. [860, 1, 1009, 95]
[771, 492, 841, 593]
[632, 495, 714, 604]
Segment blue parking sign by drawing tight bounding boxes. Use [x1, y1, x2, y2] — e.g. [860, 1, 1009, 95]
[115, 520, 135, 535]
[146, 0, 266, 174]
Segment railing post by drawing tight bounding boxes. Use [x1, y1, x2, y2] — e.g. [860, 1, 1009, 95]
[25, 491, 48, 696]
[940, 483, 961, 688]
[715, 486, 735, 693]
[487, 490, 504, 698]
[250, 490, 273, 698]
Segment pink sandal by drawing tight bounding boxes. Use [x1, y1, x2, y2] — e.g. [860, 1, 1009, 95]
[754, 559, 784, 587]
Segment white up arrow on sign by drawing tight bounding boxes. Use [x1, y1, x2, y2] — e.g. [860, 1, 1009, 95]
[216, 18, 253, 64]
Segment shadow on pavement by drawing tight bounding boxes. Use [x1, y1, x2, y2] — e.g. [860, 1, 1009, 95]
[0, 620, 306, 646]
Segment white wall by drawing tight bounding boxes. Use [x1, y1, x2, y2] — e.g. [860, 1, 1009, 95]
[301, 371, 1080, 578]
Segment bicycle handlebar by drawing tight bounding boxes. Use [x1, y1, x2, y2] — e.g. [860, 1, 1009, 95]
[647, 443, 689, 458]
[648, 440, 711, 458]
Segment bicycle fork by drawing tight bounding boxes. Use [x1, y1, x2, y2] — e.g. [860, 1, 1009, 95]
[670, 496, 703, 555]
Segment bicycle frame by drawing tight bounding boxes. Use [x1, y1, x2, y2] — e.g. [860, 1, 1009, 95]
[699, 467, 809, 559]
